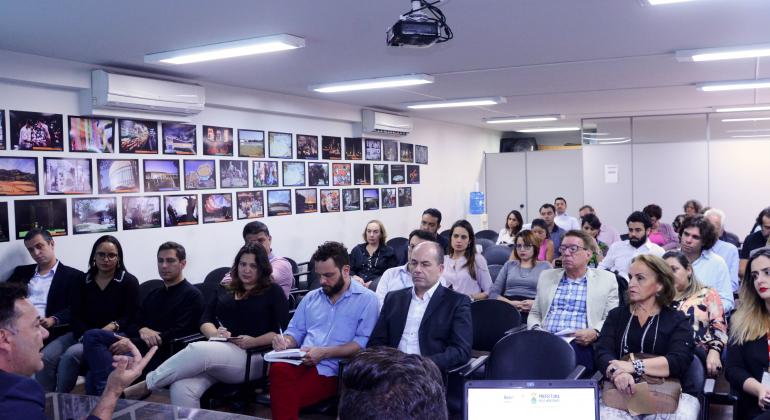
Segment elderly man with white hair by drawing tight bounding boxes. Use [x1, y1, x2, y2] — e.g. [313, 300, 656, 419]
[704, 208, 740, 293]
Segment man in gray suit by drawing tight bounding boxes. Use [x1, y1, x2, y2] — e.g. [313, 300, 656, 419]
[528, 230, 619, 372]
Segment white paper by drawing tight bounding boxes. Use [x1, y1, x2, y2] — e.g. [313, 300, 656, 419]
[604, 164, 619, 184]
[555, 328, 576, 337]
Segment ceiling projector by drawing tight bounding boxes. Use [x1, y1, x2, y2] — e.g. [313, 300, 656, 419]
[387, 0, 453, 48]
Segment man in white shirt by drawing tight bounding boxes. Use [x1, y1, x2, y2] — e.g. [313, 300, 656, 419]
[704, 208, 740, 293]
[375, 229, 439, 309]
[579, 205, 622, 246]
[599, 211, 664, 280]
[554, 197, 581, 232]
[679, 215, 735, 312]
[368, 242, 472, 372]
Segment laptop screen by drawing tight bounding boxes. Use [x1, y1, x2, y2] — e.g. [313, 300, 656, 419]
[465, 380, 599, 420]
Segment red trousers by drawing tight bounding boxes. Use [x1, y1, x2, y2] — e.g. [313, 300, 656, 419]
[269, 363, 338, 420]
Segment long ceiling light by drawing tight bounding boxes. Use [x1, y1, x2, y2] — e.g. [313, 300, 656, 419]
[645, 0, 703, 5]
[310, 74, 434, 93]
[731, 134, 770, 138]
[405, 97, 506, 110]
[145, 34, 305, 65]
[696, 79, 770, 92]
[721, 117, 770, 122]
[714, 105, 770, 113]
[484, 115, 562, 124]
[515, 127, 580, 133]
[677, 43, 770, 62]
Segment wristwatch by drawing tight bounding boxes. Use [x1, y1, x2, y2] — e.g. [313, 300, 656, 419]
[110, 321, 120, 332]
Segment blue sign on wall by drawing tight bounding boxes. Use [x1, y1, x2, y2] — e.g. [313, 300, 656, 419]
[469, 192, 485, 214]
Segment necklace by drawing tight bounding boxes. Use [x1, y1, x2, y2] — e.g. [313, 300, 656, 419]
[620, 306, 660, 356]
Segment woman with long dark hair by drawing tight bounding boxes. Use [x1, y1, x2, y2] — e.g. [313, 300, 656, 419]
[442, 220, 492, 301]
[496, 210, 523, 245]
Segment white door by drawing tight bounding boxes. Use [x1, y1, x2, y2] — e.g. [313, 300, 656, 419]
[485, 152, 528, 232]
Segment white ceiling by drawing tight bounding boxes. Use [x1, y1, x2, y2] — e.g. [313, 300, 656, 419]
[1, 0, 770, 130]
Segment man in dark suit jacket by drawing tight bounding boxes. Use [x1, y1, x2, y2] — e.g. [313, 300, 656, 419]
[368, 241, 472, 372]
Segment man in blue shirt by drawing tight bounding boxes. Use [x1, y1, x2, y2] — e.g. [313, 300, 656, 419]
[270, 241, 379, 420]
[540, 203, 566, 257]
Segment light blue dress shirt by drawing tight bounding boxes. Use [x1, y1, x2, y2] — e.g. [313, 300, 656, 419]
[710, 239, 740, 293]
[692, 250, 734, 312]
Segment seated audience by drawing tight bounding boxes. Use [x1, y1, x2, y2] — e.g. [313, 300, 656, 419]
[442, 220, 492, 301]
[369, 242, 472, 371]
[725, 248, 770, 419]
[222, 221, 293, 297]
[704, 208, 740, 292]
[678, 215, 734, 312]
[496, 210, 523, 245]
[123, 244, 289, 407]
[529, 230, 619, 372]
[581, 213, 608, 267]
[673, 199, 703, 233]
[269, 241, 379, 420]
[540, 203, 566, 257]
[530, 218, 555, 263]
[349, 220, 398, 289]
[599, 211, 665, 280]
[490, 230, 551, 323]
[375, 229, 439, 309]
[739, 207, 770, 278]
[338, 347, 447, 420]
[580, 205, 621, 246]
[398, 208, 450, 262]
[0, 283, 157, 420]
[82, 241, 205, 395]
[554, 197, 581, 232]
[664, 251, 726, 377]
[595, 254, 698, 419]
[39, 235, 139, 393]
[643, 204, 679, 250]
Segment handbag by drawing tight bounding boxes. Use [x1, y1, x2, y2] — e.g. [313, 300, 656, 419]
[601, 353, 682, 414]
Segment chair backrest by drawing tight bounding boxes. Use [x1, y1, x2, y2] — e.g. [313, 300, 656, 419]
[285, 257, 299, 274]
[612, 272, 628, 307]
[476, 238, 495, 253]
[475, 229, 499, 243]
[440, 229, 452, 239]
[682, 355, 705, 397]
[483, 245, 513, 266]
[195, 281, 218, 305]
[139, 279, 164, 303]
[471, 300, 521, 352]
[488, 264, 503, 281]
[386, 237, 409, 265]
[204, 267, 231, 285]
[486, 329, 576, 380]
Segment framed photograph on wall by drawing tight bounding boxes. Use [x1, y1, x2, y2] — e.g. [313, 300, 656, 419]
[0, 157, 39, 196]
[69, 116, 114, 153]
[0, 110, 5, 150]
[267, 189, 292, 217]
[282, 161, 305, 187]
[381, 188, 397, 209]
[415, 145, 429, 164]
[332, 163, 351, 186]
[296, 135, 319, 160]
[202, 125, 234, 156]
[382, 139, 398, 162]
[72, 197, 118, 235]
[44, 157, 92, 195]
[390, 164, 405, 184]
[143, 159, 180, 192]
[236, 191, 264, 219]
[202, 193, 233, 224]
[345, 137, 363, 160]
[398, 187, 412, 207]
[342, 188, 360, 212]
[238, 129, 265, 158]
[400, 142, 414, 163]
[321, 136, 342, 160]
[219, 160, 248, 188]
[253, 161, 279, 187]
[162, 122, 197, 155]
[363, 188, 379, 210]
[10, 110, 64, 151]
[295, 188, 318, 214]
[97, 159, 140, 194]
[0, 202, 8, 242]
[118, 118, 158, 154]
[353, 163, 370, 186]
[14, 198, 68, 239]
[122, 196, 162, 230]
[308, 162, 329, 186]
[407, 164, 420, 184]
[268, 131, 293, 159]
[184, 159, 216, 190]
[365, 138, 381, 161]
[164, 194, 198, 227]
[320, 189, 340, 213]
[373, 164, 389, 185]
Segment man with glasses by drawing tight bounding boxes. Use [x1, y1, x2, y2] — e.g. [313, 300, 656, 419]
[375, 229, 440, 309]
[598, 211, 665, 280]
[528, 230, 619, 372]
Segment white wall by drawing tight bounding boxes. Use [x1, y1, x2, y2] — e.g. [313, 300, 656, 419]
[0, 50, 500, 282]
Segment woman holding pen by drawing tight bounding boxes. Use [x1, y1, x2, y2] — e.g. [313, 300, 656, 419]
[124, 243, 289, 407]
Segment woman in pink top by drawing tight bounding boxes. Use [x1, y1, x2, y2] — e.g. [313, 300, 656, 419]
[529, 218, 554, 263]
[443, 219, 492, 301]
[643, 204, 680, 250]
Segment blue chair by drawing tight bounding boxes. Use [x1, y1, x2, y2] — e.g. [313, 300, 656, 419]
[483, 245, 512, 266]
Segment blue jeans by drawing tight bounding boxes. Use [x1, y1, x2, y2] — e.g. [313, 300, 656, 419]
[82, 329, 123, 396]
[36, 332, 81, 392]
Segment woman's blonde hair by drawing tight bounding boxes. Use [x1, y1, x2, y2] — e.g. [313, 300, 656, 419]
[662, 250, 704, 301]
[362, 220, 387, 246]
[629, 254, 676, 308]
[730, 249, 770, 345]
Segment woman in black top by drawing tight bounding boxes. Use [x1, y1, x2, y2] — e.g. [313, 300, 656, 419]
[40, 235, 139, 393]
[349, 220, 398, 288]
[726, 248, 770, 419]
[595, 254, 698, 419]
[128, 243, 289, 408]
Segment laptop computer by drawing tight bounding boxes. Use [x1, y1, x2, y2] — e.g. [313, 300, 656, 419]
[465, 379, 600, 420]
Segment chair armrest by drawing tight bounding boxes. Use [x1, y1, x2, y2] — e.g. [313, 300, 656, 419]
[590, 370, 603, 382]
[504, 325, 528, 336]
[704, 378, 715, 394]
[566, 365, 585, 380]
[169, 333, 206, 354]
[243, 344, 274, 383]
[460, 355, 489, 377]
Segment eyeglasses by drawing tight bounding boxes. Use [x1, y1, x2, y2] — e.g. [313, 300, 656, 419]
[96, 252, 118, 260]
[558, 245, 587, 254]
[515, 244, 533, 250]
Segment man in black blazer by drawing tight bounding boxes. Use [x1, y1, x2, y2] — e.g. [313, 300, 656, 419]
[368, 241, 472, 372]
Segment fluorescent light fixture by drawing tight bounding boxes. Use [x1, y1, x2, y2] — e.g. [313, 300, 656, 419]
[677, 43, 770, 62]
[594, 138, 631, 144]
[714, 105, 770, 113]
[145, 34, 305, 65]
[721, 117, 770, 122]
[484, 115, 562, 124]
[405, 97, 506, 109]
[583, 137, 629, 142]
[515, 126, 581, 133]
[311, 74, 434, 93]
[697, 79, 770, 92]
[645, 0, 702, 5]
[731, 134, 770, 138]
[581, 132, 609, 137]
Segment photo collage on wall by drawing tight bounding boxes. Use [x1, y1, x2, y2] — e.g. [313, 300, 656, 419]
[0, 107, 428, 239]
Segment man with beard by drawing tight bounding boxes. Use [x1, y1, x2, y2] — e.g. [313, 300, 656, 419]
[269, 241, 379, 420]
[679, 215, 734, 312]
[599, 211, 664, 280]
[540, 203, 567, 257]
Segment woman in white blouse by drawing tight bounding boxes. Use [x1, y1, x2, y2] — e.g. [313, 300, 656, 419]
[443, 219, 493, 301]
[496, 210, 523, 245]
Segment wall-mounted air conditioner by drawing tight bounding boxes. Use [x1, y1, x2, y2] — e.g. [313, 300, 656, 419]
[362, 109, 413, 136]
[90, 70, 205, 116]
